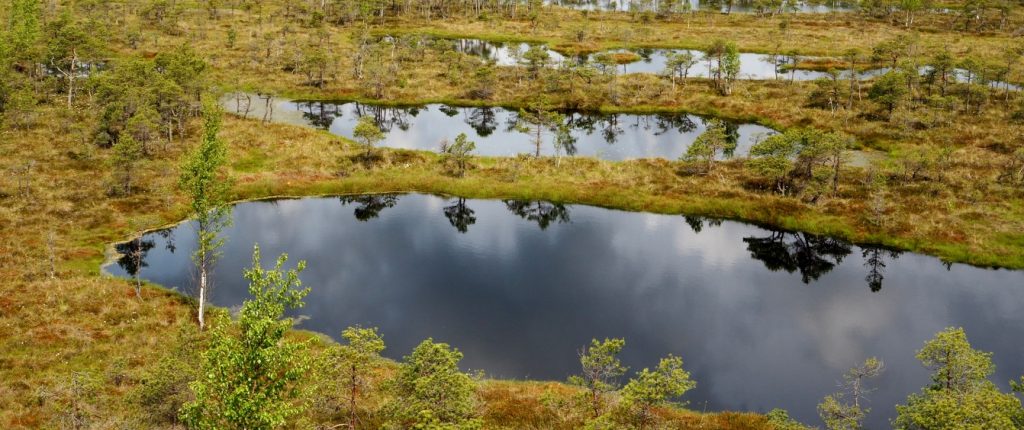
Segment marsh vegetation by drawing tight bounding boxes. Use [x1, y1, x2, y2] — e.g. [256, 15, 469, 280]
[2, 0, 1024, 429]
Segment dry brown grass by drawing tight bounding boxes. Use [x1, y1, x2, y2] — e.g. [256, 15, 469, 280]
[0, 275, 194, 428]
[477, 380, 772, 429]
[607, 51, 644, 64]
[0, 106, 789, 428]
[4, 103, 1019, 426]
[369, 7, 1023, 58]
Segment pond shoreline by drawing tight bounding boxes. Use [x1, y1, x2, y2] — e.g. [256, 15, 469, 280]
[188, 102, 1021, 269]
[101, 183, 1022, 295]
[221, 91, 784, 127]
[104, 193, 1024, 428]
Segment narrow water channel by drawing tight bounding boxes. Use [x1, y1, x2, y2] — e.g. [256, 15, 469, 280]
[228, 97, 777, 161]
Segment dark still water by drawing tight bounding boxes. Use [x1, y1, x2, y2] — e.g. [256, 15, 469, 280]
[283, 101, 775, 160]
[107, 194, 1024, 427]
[448, 39, 1020, 90]
[453, 39, 833, 80]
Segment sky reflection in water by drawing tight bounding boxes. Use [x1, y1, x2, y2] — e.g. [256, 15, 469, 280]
[109, 194, 1024, 428]
[285, 101, 776, 161]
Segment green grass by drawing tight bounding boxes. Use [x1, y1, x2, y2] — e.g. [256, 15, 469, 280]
[231, 149, 271, 173]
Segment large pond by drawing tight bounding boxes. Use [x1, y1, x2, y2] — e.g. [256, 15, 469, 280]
[108, 194, 1024, 428]
[239, 99, 776, 160]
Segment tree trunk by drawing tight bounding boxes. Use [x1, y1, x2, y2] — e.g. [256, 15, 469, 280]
[134, 248, 143, 299]
[198, 262, 207, 330]
[832, 154, 840, 196]
[535, 125, 542, 157]
[67, 51, 78, 108]
[349, 364, 358, 429]
[67, 72, 74, 108]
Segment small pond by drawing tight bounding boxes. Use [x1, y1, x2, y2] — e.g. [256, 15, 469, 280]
[452, 39, 1021, 89]
[241, 99, 777, 161]
[453, 39, 832, 80]
[108, 194, 1024, 428]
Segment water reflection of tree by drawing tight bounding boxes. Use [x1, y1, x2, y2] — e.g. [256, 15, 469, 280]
[295, 101, 345, 130]
[295, 102, 424, 133]
[597, 114, 624, 144]
[653, 114, 697, 136]
[339, 194, 400, 221]
[504, 200, 571, 230]
[742, 231, 852, 283]
[453, 39, 499, 60]
[568, 112, 700, 146]
[443, 198, 477, 233]
[158, 229, 176, 254]
[683, 215, 722, 234]
[862, 247, 902, 292]
[694, 117, 740, 157]
[721, 122, 740, 157]
[505, 110, 579, 157]
[465, 107, 498, 137]
[565, 112, 597, 133]
[563, 113, 624, 145]
[438, 105, 460, 117]
[351, 103, 416, 132]
[116, 237, 156, 277]
[635, 48, 655, 62]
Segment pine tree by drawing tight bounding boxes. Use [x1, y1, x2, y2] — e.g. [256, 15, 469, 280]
[111, 135, 143, 195]
[818, 357, 884, 430]
[387, 339, 480, 428]
[893, 328, 1023, 430]
[4, 0, 42, 70]
[337, 326, 385, 430]
[682, 119, 734, 173]
[568, 338, 627, 418]
[620, 355, 696, 430]
[352, 115, 384, 158]
[440, 133, 476, 177]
